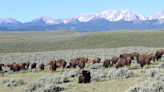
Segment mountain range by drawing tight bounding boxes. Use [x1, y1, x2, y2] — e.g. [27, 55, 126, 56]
[0, 9, 164, 32]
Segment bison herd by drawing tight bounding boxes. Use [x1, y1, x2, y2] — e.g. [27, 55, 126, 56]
[0, 49, 164, 83]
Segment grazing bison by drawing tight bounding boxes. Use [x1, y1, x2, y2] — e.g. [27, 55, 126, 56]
[126, 57, 131, 68]
[150, 52, 158, 64]
[78, 60, 85, 69]
[131, 52, 139, 60]
[31, 63, 37, 72]
[56, 62, 62, 68]
[103, 59, 111, 68]
[137, 54, 154, 69]
[156, 50, 164, 61]
[121, 53, 134, 60]
[0, 71, 4, 76]
[78, 57, 88, 63]
[51, 61, 57, 73]
[78, 70, 91, 83]
[70, 58, 80, 68]
[17, 63, 26, 70]
[48, 60, 56, 65]
[40, 63, 44, 71]
[0, 64, 4, 70]
[26, 61, 30, 69]
[116, 55, 127, 68]
[92, 57, 101, 64]
[111, 56, 118, 65]
[119, 54, 132, 68]
[12, 64, 21, 73]
[56, 59, 67, 69]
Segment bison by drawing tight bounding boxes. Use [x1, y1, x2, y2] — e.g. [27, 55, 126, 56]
[78, 70, 91, 83]
[103, 59, 111, 68]
[92, 57, 101, 64]
[56, 59, 67, 69]
[78, 57, 88, 63]
[12, 64, 21, 73]
[40, 63, 44, 71]
[119, 54, 132, 68]
[48, 60, 56, 65]
[78, 60, 85, 69]
[111, 56, 118, 65]
[31, 63, 37, 72]
[150, 52, 158, 64]
[78, 75, 85, 83]
[51, 61, 57, 73]
[120, 53, 134, 60]
[26, 61, 30, 69]
[156, 50, 164, 61]
[70, 58, 80, 68]
[56, 62, 62, 68]
[0, 64, 4, 70]
[17, 63, 26, 70]
[137, 54, 154, 69]
[116, 55, 128, 68]
[131, 52, 139, 60]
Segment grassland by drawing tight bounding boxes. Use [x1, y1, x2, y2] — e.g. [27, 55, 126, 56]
[1, 29, 164, 92]
[0, 29, 164, 53]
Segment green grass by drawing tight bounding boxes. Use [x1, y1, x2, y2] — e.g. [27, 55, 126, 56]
[0, 60, 163, 92]
[0, 29, 164, 53]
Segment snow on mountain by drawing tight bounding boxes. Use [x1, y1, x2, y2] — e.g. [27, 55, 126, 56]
[1, 9, 164, 26]
[31, 16, 63, 24]
[149, 11, 164, 20]
[0, 17, 21, 24]
[100, 9, 148, 21]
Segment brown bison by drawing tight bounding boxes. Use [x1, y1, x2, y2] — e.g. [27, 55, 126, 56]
[70, 58, 80, 68]
[31, 63, 37, 72]
[26, 61, 30, 69]
[120, 53, 134, 60]
[119, 54, 132, 68]
[116, 55, 127, 68]
[12, 64, 21, 73]
[126, 57, 131, 68]
[92, 57, 101, 64]
[78, 70, 91, 83]
[56, 59, 67, 69]
[78, 75, 85, 83]
[156, 50, 164, 61]
[131, 52, 139, 59]
[78, 60, 85, 69]
[137, 54, 154, 69]
[40, 63, 44, 71]
[111, 56, 118, 65]
[17, 63, 26, 70]
[48, 60, 56, 65]
[51, 61, 57, 73]
[150, 52, 158, 64]
[78, 57, 88, 63]
[0, 64, 4, 70]
[56, 62, 62, 68]
[103, 59, 111, 68]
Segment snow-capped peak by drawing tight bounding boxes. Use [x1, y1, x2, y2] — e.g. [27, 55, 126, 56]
[149, 11, 164, 20]
[0, 17, 21, 24]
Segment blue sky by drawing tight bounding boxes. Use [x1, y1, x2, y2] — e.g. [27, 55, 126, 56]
[0, 0, 163, 23]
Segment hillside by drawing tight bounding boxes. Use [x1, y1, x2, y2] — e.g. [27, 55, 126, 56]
[0, 29, 164, 53]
